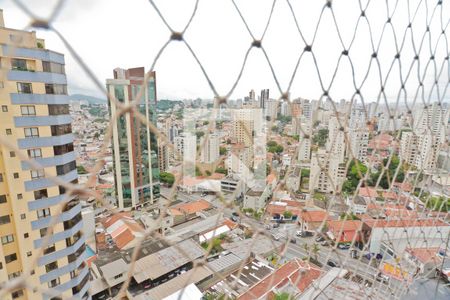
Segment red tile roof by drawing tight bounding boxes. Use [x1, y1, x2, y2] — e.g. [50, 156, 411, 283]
[327, 220, 364, 243]
[171, 199, 211, 215]
[406, 247, 442, 264]
[238, 259, 322, 300]
[359, 187, 378, 198]
[301, 211, 328, 223]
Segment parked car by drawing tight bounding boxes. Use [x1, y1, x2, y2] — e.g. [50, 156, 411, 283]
[272, 233, 281, 241]
[315, 236, 325, 242]
[338, 243, 351, 250]
[289, 238, 297, 244]
[296, 230, 313, 237]
[350, 249, 359, 259]
[327, 259, 339, 267]
[376, 272, 390, 284]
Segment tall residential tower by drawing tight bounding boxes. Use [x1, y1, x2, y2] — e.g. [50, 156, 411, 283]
[0, 11, 88, 300]
[107, 68, 160, 210]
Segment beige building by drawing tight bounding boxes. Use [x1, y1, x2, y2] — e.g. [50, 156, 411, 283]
[309, 149, 346, 194]
[0, 10, 88, 299]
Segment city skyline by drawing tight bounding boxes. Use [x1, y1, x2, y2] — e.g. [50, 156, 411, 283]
[0, 1, 448, 103]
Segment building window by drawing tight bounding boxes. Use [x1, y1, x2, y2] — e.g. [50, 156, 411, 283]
[6, 129, 12, 135]
[48, 104, 69, 115]
[1, 105, 7, 112]
[51, 124, 71, 136]
[43, 244, 56, 255]
[34, 189, 48, 200]
[42, 61, 65, 74]
[45, 84, 67, 95]
[0, 174, 3, 182]
[45, 261, 58, 273]
[56, 161, 76, 176]
[11, 289, 24, 299]
[10, 151, 15, 157]
[17, 194, 22, 200]
[20, 105, 36, 116]
[53, 143, 74, 155]
[48, 277, 60, 288]
[5, 253, 18, 263]
[30, 169, 45, 180]
[0, 262, 2, 269]
[13, 173, 19, 179]
[28, 148, 42, 159]
[39, 228, 47, 238]
[0, 195, 6, 204]
[24, 233, 29, 238]
[11, 58, 28, 71]
[1, 234, 14, 245]
[8, 271, 21, 279]
[0, 215, 11, 225]
[24, 127, 39, 138]
[20, 214, 26, 220]
[17, 82, 32, 94]
[37, 208, 51, 219]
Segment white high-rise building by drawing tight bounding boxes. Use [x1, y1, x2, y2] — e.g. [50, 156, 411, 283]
[226, 145, 252, 179]
[232, 109, 259, 146]
[280, 101, 291, 116]
[326, 115, 346, 162]
[413, 102, 449, 140]
[349, 130, 369, 162]
[200, 133, 220, 163]
[348, 105, 369, 162]
[309, 149, 346, 193]
[264, 99, 279, 120]
[400, 131, 441, 171]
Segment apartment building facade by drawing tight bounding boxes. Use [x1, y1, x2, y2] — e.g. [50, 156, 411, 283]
[0, 11, 88, 299]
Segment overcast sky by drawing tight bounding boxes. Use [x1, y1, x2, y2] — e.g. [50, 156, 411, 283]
[1, 0, 449, 104]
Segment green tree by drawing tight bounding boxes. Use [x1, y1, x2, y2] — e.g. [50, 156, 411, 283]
[215, 167, 228, 175]
[312, 128, 329, 146]
[77, 165, 88, 175]
[301, 169, 310, 178]
[312, 243, 320, 261]
[283, 210, 293, 219]
[196, 131, 205, 139]
[274, 293, 291, 300]
[160, 172, 175, 187]
[426, 196, 449, 212]
[342, 160, 368, 193]
[219, 146, 227, 155]
[370, 154, 405, 189]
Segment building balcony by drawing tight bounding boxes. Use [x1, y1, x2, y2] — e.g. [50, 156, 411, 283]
[31, 201, 81, 230]
[2, 45, 64, 64]
[10, 93, 69, 105]
[27, 193, 76, 211]
[14, 115, 71, 127]
[38, 235, 86, 277]
[18, 133, 74, 149]
[33, 214, 83, 249]
[22, 151, 76, 171]
[7, 70, 66, 84]
[24, 168, 78, 191]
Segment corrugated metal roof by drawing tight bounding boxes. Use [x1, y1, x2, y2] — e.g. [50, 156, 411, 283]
[133, 239, 205, 283]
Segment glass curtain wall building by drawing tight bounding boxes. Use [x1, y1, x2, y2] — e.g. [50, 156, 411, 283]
[107, 67, 160, 210]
